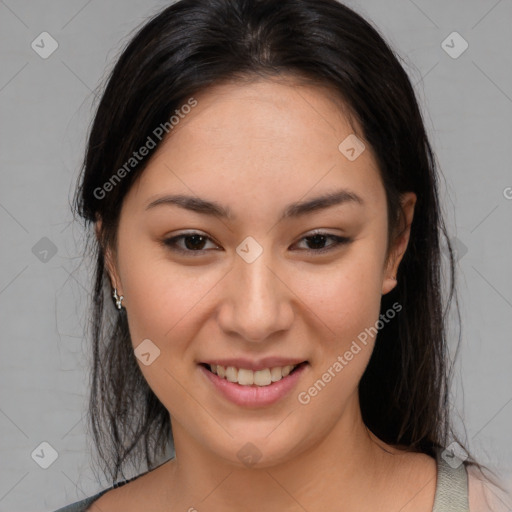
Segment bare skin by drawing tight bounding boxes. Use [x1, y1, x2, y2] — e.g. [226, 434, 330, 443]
[91, 77, 437, 512]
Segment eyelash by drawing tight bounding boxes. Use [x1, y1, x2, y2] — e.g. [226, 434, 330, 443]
[162, 231, 352, 256]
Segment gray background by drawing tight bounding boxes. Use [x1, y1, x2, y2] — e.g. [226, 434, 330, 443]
[0, 0, 511, 510]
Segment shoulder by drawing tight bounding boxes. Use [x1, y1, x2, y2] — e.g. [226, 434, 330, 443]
[53, 478, 141, 512]
[52, 470, 150, 512]
[87, 460, 175, 511]
[55, 459, 174, 512]
[52, 490, 108, 512]
[467, 464, 512, 512]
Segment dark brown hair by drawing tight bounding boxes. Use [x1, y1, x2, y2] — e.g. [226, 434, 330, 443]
[74, 0, 484, 485]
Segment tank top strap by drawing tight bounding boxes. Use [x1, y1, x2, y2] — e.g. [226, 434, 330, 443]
[432, 446, 470, 512]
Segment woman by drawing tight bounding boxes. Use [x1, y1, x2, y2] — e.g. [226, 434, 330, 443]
[54, 0, 509, 510]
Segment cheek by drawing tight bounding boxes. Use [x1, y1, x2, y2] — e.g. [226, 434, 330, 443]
[120, 255, 206, 347]
[293, 283, 381, 421]
[305, 243, 385, 336]
[297, 241, 385, 401]
[118, 255, 211, 409]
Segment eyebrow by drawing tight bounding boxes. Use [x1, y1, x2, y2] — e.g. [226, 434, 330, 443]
[145, 188, 363, 222]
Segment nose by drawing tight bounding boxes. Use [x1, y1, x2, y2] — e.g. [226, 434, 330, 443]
[216, 246, 294, 342]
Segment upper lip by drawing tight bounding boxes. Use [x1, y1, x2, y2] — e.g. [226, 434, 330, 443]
[200, 357, 307, 372]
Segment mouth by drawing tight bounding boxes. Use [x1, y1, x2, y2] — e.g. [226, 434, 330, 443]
[198, 360, 309, 407]
[200, 361, 308, 387]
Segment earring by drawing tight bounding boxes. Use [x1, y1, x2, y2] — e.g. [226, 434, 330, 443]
[113, 288, 124, 310]
[391, 276, 397, 281]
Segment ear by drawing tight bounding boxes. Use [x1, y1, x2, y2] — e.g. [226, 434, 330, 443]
[381, 191, 416, 295]
[95, 217, 123, 294]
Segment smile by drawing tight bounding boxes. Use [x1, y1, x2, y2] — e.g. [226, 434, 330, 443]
[207, 363, 300, 386]
[199, 361, 309, 407]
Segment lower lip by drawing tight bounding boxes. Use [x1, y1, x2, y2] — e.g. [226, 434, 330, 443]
[199, 363, 308, 408]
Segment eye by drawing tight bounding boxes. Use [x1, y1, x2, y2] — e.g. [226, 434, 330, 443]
[162, 232, 219, 255]
[162, 230, 352, 256]
[293, 231, 352, 254]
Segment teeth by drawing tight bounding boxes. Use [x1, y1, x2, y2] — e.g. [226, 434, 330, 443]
[225, 366, 238, 383]
[270, 367, 283, 382]
[281, 365, 292, 377]
[238, 368, 254, 385]
[209, 364, 298, 386]
[254, 369, 271, 386]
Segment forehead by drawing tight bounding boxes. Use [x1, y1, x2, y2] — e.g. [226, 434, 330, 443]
[165, 77, 360, 162]
[124, 78, 385, 217]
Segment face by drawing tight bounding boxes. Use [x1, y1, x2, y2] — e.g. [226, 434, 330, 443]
[101, 77, 415, 468]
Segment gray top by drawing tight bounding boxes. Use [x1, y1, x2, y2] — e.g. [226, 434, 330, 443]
[432, 448, 469, 512]
[53, 448, 469, 511]
[52, 474, 138, 512]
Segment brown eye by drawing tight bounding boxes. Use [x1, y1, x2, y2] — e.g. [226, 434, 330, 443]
[162, 231, 351, 257]
[163, 232, 219, 255]
[294, 232, 352, 254]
